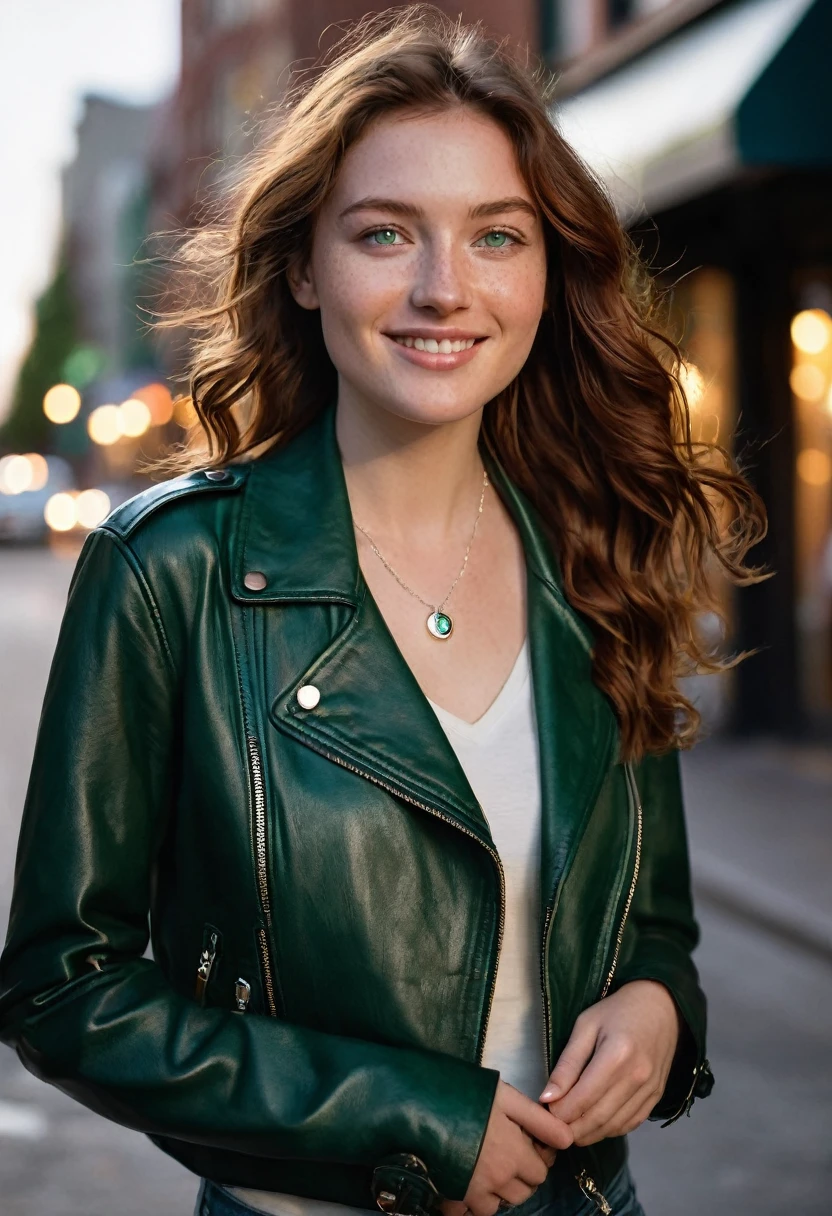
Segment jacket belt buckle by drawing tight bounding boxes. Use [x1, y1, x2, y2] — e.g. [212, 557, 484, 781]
[372, 1153, 440, 1216]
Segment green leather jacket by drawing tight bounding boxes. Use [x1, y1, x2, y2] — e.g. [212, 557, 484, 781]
[0, 404, 712, 1214]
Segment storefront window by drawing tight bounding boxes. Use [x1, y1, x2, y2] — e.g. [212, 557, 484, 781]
[792, 292, 832, 718]
[668, 267, 738, 727]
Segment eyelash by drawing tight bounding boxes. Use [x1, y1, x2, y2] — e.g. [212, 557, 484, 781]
[360, 226, 523, 250]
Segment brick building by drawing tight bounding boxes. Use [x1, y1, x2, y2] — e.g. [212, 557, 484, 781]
[150, 0, 832, 741]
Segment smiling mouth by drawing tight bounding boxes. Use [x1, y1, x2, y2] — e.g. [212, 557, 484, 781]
[388, 335, 483, 354]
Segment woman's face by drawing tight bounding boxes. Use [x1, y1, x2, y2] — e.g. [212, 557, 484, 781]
[289, 105, 548, 428]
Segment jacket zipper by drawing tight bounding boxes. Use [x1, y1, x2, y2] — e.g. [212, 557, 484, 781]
[287, 732, 506, 1063]
[246, 735, 278, 1017]
[195, 929, 219, 1004]
[600, 762, 643, 998]
[539, 761, 642, 1213]
[235, 977, 252, 1012]
[659, 1057, 713, 1127]
[576, 1169, 612, 1214]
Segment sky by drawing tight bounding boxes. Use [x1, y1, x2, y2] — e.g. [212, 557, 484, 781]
[0, 1, 181, 422]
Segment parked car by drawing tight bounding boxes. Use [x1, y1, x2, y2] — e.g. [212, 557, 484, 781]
[0, 456, 74, 544]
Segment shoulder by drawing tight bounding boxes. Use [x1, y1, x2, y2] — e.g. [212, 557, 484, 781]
[101, 463, 251, 545]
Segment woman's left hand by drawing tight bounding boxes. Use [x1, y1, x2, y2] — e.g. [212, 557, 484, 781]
[538, 980, 681, 1146]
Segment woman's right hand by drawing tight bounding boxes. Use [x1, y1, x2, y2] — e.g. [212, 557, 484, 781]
[439, 1080, 573, 1216]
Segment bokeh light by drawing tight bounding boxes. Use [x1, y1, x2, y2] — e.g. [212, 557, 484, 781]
[174, 395, 197, 427]
[87, 404, 122, 445]
[678, 361, 705, 408]
[44, 492, 77, 532]
[43, 383, 81, 424]
[790, 364, 828, 401]
[133, 382, 174, 426]
[791, 309, 832, 355]
[75, 488, 111, 529]
[23, 453, 49, 491]
[119, 397, 152, 437]
[796, 447, 831, 486]
[0, 454, 34, 494]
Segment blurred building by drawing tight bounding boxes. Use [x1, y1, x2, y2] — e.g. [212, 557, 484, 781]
[148, 0, 832, 743]
[62, 96, 155, 368]
[152, 0, 541, 225]
[554, 0, 832, 741]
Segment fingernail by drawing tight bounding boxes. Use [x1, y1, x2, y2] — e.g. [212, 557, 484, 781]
[539, 1085, 558, 1101]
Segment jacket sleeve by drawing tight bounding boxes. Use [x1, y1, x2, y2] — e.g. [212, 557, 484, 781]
[608, 748, 714, 1123]
[0, 528, 498, 1200]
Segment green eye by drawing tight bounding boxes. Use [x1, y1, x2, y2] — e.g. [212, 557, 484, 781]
[370, 229, 398, 245]
[482, 231, 510, 248]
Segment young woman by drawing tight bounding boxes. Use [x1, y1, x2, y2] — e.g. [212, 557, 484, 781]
[0, 8, 764, 1216]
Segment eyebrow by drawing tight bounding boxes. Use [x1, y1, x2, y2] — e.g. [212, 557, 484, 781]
[337, 195, 539, 222]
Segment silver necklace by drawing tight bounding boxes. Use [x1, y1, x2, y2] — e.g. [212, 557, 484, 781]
[353, 469, 488, 640]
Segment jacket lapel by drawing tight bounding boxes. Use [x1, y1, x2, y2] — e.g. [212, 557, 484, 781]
[230, 406, 491, 845]
[482, 456, 619, 914]
[230, 404, 619, 888]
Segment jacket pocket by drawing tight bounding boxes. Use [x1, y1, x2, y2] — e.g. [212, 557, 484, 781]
[194, 923, 222, 1006]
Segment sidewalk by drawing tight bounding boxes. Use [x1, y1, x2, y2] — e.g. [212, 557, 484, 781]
[680, 738, 832, 961]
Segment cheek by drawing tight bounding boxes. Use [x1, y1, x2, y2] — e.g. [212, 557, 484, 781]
[480, 257, 547, 336]
[315, 246, 404, 340]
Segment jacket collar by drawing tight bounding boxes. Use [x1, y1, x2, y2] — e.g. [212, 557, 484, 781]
[231, 405, 361, 606]
[231, 403, 618, 900]
[232, 402, 590, 649]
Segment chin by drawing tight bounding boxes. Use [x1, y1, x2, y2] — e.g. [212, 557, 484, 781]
[375, 394, 488, 428]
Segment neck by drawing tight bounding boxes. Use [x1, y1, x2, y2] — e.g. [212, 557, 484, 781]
[335, 391, 486, 544]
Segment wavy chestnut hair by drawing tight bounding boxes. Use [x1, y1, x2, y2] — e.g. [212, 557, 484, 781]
[153, 4, 767, 762]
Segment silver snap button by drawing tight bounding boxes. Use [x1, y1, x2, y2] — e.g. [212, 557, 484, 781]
[296, 684, 320, 710]
[205, 469, 229, 481]
[243, 570, 267, 591]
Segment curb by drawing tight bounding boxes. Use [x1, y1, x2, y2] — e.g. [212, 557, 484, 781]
[691, 849, 832, 965]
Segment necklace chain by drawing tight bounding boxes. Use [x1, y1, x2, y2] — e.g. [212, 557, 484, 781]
[353, 469, 489, 613]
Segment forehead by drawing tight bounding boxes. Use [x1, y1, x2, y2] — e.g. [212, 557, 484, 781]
[330, 107, 531, 210]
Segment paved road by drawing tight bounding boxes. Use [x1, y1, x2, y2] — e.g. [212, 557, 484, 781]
[1, 547, 830, 1216]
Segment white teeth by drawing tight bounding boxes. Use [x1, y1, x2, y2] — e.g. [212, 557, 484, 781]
[392, 335, 478, 353]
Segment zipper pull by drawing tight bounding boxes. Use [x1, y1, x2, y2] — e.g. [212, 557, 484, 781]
[576, 1170, 612, 1215]
[235, 978, 251, 1012]
[195, 930, 219, 1003]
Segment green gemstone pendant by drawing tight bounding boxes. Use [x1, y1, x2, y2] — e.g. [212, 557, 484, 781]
[426, 611, 454, 640]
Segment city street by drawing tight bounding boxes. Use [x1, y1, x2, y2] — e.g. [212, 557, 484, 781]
[1, 547, 830, 1216]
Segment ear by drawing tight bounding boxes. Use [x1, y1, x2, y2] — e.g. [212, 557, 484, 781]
[287, 256, 319, 311]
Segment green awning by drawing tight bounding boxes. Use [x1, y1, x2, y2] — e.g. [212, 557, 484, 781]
[554, 0, 832, 218]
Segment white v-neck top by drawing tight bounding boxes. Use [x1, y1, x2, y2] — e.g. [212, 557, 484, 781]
[226, 641, 545, 1216]
[428, 639, 546, 1100]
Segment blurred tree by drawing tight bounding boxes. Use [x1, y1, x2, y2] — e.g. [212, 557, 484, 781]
[1, 251, 79, 454]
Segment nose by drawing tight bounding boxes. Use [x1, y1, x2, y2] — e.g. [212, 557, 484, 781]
[409, 239, 473, 315]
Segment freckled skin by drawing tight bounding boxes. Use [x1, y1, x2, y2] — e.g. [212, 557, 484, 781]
[291, 106, 548, 428]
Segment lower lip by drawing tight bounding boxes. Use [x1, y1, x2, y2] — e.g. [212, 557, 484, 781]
[385, 335, 486, 370]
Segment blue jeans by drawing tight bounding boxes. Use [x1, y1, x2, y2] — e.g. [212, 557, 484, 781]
[194, 1165, 645, 1216]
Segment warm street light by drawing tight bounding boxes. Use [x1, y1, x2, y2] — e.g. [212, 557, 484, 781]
[796, 447, 831, 486]
[75, 488, 111, 529]
[43, 383, 81, 424]
[87, 404, 122, 445]
[133, 382, 174, 426]
[0, 453, 47, 494]
[23, 453, 49, 491]
[790, 364, 828, 401]
[44, 491, 77, 531]
[678, 360, 705, 408]
[791, 309, 832, 356]
[119, 397, 152, 437]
